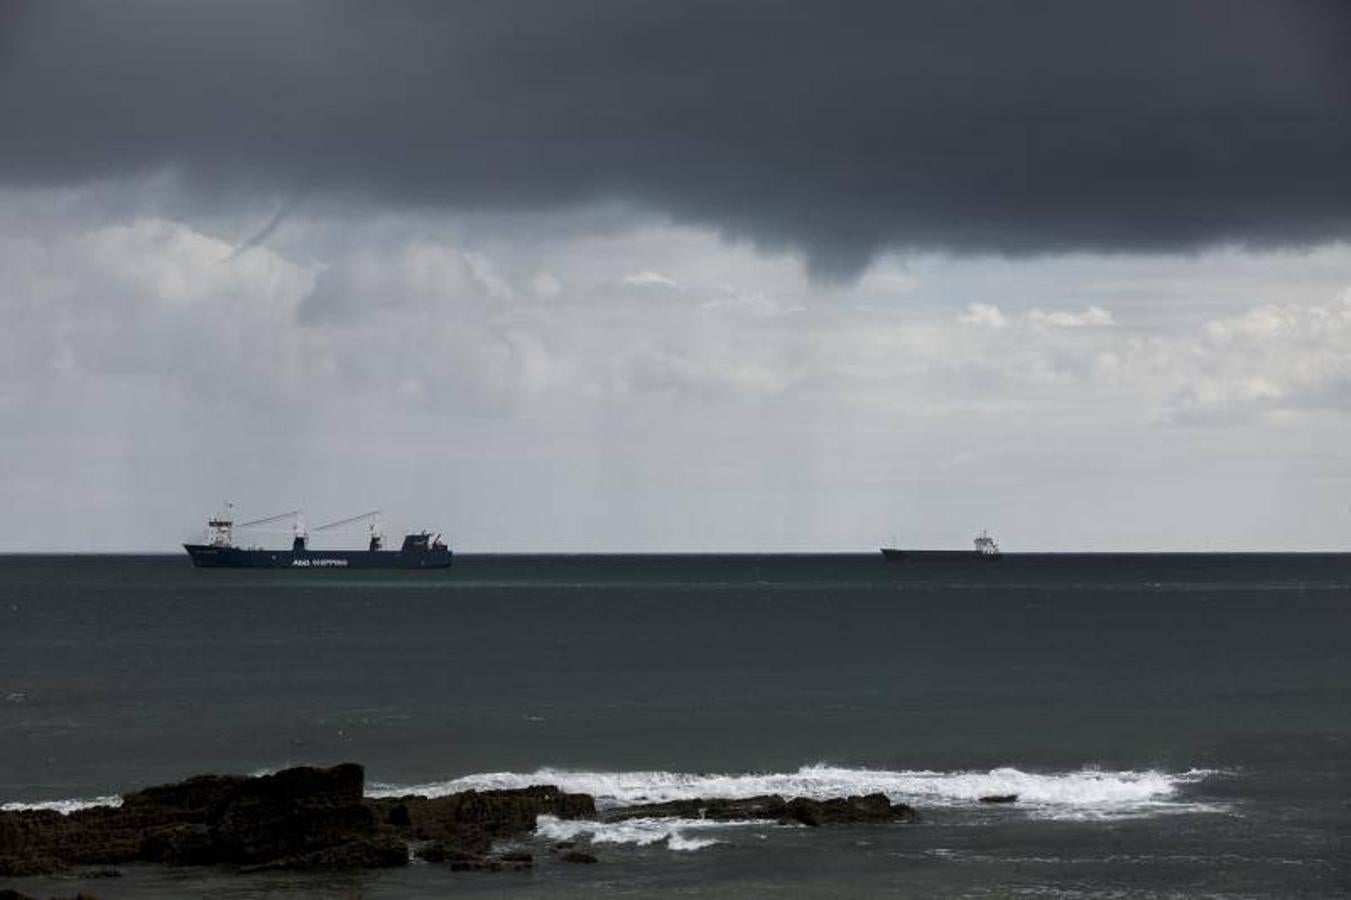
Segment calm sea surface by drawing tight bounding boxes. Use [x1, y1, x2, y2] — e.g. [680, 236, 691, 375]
[1, 554, 1348, 897]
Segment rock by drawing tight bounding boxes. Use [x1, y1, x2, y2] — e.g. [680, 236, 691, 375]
[0, 888, 38, 900]
[371, 785, 594, 841]
[418, 842, 485, 865]
[978, 794, 1018, 804]
[608, 793, 915, 827]
[560, 850, 598, 864]
[0, 763, 386, 874]
[8, 767, 925, 878]
[138, 823, 215, 865]
[122, 775, 247, 815]
[419, 843, 534, 872]
[785, 793, 915, 827]
[450, 859, 502, 872]
[370, 784, 594, 865]
[609, 795, 790, 821]
[241, 835, 409, 871]
[0, 851, 64, 877]
[211, 763, 374, 864]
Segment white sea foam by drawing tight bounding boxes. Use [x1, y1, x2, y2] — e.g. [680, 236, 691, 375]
[370, 764, 1221, 821]
[6, 764, 1220, 825]
[535, 813, 768, 851]
[1, 795, 122, 814]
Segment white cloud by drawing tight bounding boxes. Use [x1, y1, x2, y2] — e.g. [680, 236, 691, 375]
[2, 188, 1350, 551]
[531, 272, 562, 298]
[1027, 305, 1115, 328]
[958, 302, 1008, 328]
[1156, 291, 1351, 425]
[622, 270, 680, 289]
[462, 250, 516, 300]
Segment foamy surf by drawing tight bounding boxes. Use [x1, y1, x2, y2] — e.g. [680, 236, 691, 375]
[1, 795, 122, 814]
[370, 764, 1222, 821]
[535, 814, 769, 851]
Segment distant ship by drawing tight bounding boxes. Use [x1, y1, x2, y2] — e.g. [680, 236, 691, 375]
[184, 506, 452, 569]
[880, 530, 1002, 561]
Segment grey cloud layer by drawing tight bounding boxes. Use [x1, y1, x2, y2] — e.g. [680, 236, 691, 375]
[3, 0, 1349, 273]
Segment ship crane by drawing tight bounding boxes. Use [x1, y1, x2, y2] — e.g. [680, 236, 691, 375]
[235, 510, 302, 529]
[312, 510, 384, 551]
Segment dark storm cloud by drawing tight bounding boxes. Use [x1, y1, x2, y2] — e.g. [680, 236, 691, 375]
[2, 0, 1349, 274]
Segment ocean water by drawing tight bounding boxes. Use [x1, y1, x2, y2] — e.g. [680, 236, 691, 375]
[1, 553, 1348, 898]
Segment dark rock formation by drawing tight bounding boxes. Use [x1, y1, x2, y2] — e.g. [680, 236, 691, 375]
[560, 850, 599, 864]
[371, 785, 594, 867]
[609, 794, 790, 822]
[0, 766, 598, 877]
[240, 834, 410, 871]
[1, 765, 919, 879]
[786, 793, 915, 826]
[0, 764, 400, 876]
[608, 792, 915, 827]
[209, 764, 375, 864]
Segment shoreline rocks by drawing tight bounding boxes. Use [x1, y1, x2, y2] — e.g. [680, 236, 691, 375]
[1, 765, 918, 878]
[0, 764, 594, 878]
[606, 792, 916, 827]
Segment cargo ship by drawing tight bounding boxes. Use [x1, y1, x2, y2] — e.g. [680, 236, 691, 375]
[184, 506, 452, 569]
[881, 529, 1002, 561]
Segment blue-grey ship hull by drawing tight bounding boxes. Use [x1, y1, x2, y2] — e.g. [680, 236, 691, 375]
[880, 548, 1002, 561]
[183, 544, 452, 569]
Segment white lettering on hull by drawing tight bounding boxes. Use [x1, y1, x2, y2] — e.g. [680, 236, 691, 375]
[291, 558, 350, 567]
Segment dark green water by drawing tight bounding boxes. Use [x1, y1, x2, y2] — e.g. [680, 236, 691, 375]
[2, 554, 1348, 897]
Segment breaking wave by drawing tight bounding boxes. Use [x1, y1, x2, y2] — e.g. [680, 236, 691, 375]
[535, 814, 769, 851]
[1, 795, 122, 814]
[8, 764, 1221, 822]
[370, 764, 1222, 821]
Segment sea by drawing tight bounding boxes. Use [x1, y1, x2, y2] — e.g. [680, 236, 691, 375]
[1, 553, 1348, 898]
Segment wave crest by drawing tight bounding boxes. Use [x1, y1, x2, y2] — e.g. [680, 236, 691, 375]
[371, 764, 1221, 821]
[1, 795, 122, 814]
[536, 813, 768, 851]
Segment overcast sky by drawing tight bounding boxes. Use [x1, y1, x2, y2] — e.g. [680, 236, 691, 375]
[2, 0, 1349, 551]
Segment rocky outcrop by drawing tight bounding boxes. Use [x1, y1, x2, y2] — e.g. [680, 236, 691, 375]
[560, 850, 598, 864]
[608, 794, 790, 822]
[239, 834, 410, 871]
[371, 785, 593, 846]
[209, 764, 375, 864]
[371, 785, 593, 868]
[1, 766, 917, 878]
[786, 793, 915, 826]
[0, 764, 392, 876]
[0, 766, 596, 878]
[607, 792, 915, 827]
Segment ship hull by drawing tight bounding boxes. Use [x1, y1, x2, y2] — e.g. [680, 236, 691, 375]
[880, 548, 1001, 562]
[184, 544, 452, 569]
